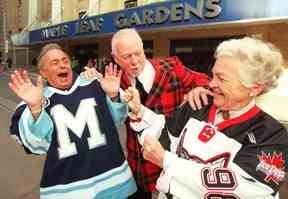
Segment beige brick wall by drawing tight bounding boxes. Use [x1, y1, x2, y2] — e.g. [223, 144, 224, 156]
[267, 23, 288, 67]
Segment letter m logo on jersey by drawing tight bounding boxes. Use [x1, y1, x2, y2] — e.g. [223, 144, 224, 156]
[50, 98, 107, 159]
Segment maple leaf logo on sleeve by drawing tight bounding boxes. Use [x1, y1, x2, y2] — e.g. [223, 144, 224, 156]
[256, 151, 286, 184]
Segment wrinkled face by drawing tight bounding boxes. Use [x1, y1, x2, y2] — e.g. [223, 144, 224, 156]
[39, 49, 73, 90]
[209, 56, 253, 111]
[113, 37, 146, 77]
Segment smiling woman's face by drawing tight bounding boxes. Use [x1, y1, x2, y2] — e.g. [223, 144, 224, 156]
[39, 49, 73, 90]
[209, 56, 253, 111]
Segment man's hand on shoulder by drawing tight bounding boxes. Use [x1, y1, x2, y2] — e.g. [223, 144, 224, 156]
[185, 87, 213, 110]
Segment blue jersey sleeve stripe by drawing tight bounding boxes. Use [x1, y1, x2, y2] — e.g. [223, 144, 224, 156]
[31, 109, 54, 143]
[18, 107, 51, 154]
[79, 75, 96, 86]
[106, 96, 128, 129]
[40, 161, 136, 198]
[95, 177, 136, 199]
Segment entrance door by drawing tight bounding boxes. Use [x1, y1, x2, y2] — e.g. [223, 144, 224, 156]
[170, 37, 241, 76]
[74, 44, 98, 72]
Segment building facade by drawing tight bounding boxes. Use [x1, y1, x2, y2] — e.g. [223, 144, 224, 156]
[0, 0, 29, 66]
[3, 0, 288, 72]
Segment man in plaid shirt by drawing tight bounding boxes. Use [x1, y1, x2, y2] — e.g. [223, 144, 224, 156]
[112, 28, 210, 199]
[85, 28, 210, 198]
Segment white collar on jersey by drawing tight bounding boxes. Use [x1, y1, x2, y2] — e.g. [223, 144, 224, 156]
[215, 99, 256, 123]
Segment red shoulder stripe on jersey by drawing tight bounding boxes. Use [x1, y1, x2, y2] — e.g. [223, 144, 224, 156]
[216, 106, 261, 130]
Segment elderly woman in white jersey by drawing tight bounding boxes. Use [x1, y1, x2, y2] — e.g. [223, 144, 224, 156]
[125, 37, 288, 199]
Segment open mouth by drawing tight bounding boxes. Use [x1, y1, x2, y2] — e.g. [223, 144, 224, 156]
[57, 72, 69, 78]
[131, 68, 139, 72]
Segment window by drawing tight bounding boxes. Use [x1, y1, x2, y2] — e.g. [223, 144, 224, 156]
[74, 44, 98, 71]
[124, 0, 137, 8]
[79, 10, 87, 19]
[143, 40, 153, 58]
[40, 0, 52, 22]
[170, 36, 243, 75]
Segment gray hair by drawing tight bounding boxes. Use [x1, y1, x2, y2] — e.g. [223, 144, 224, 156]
[111, 28, 143, 55]
[37, 43, 68, 69]
[215, 37, 284, 93]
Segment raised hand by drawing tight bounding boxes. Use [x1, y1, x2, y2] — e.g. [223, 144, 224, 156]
[123, 87, 141, 115]
[82, 66, 103, 80]
[9, 69, 44, 109]
[100, 63, 122, 99]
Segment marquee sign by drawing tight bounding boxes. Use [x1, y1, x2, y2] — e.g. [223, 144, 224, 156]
[29, 0, 288, 44]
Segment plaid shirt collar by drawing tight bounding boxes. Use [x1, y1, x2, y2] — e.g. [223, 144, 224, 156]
[136, 59, 155, 93]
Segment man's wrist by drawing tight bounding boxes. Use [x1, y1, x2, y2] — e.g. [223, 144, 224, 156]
[29, 104, 42, 114]
[132, 104, 141, 115]
[28, 99, 44, 115]
[129, 105, 144, 122]
[108, 93, 119, 101]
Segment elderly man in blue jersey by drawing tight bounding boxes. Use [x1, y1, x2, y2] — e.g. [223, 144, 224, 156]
[9, 43, 136, 199]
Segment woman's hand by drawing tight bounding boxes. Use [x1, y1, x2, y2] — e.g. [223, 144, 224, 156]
[142, 135, 165, 168]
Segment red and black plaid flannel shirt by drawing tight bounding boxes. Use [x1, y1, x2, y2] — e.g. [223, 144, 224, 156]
[121, 56, 209, 192]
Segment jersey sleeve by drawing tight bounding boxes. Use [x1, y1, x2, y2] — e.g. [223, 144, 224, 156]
[10, 103, 53, 154]
[129, 103, 193, 147]
[106, 95, 128, 129]
[129, 106, 166, 145]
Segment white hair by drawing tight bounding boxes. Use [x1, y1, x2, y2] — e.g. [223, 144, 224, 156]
[215, 37, 284, 93]
[111, 28, 143, 55]
[37, 43, 69, 69]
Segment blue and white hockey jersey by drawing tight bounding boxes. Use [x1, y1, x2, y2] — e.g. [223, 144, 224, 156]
[10, 75, 136, 199]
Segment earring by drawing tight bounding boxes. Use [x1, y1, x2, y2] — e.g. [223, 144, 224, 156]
[249, 92, 254, 97]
